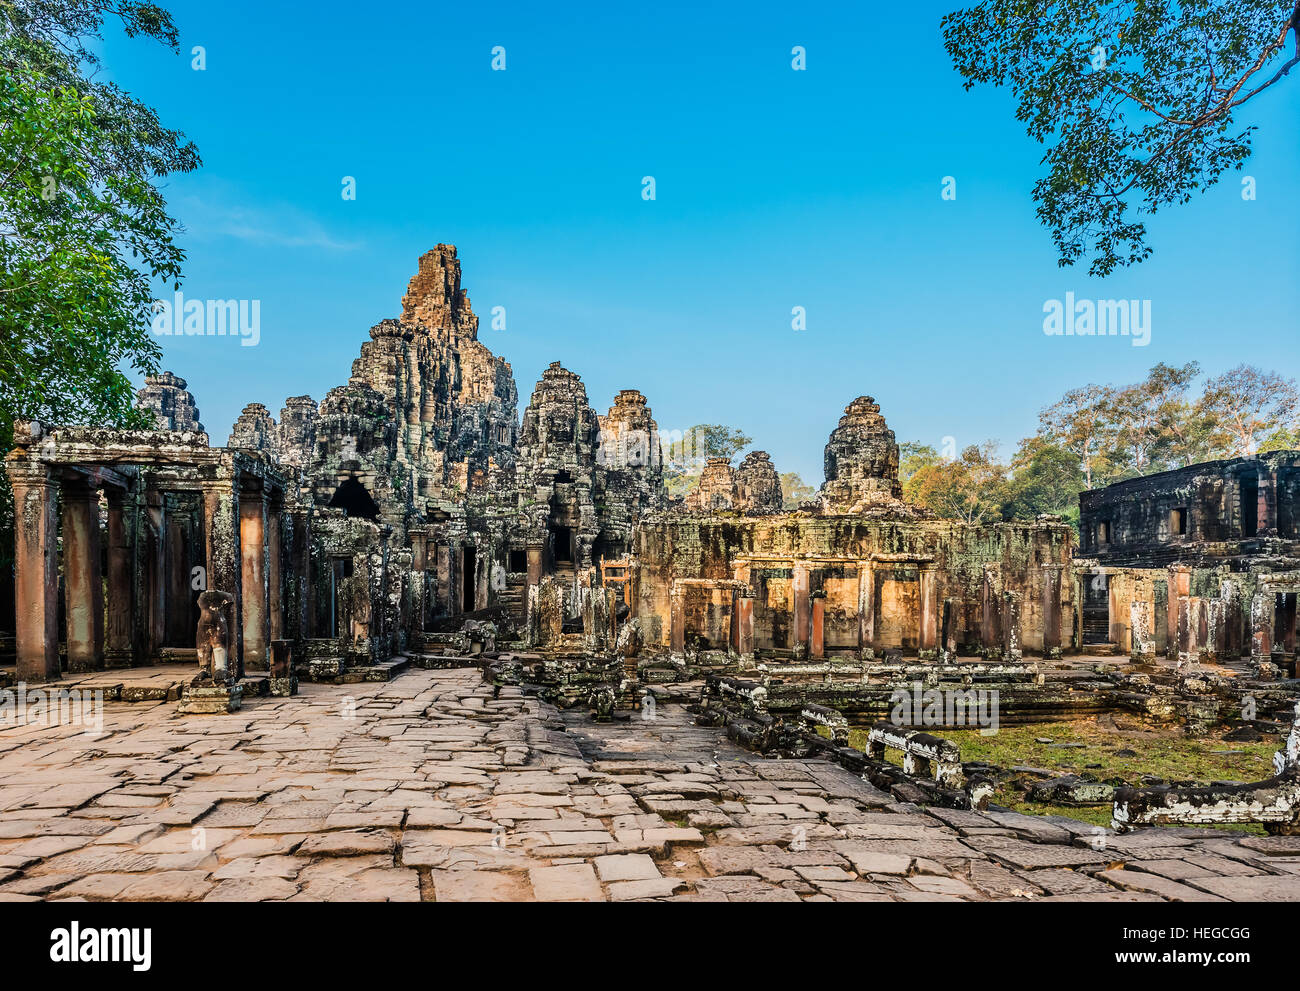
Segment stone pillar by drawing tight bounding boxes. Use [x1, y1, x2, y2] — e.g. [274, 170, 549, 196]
[104, 488, 133, 668]
[809, 590, 826, 660]
[940, 598, 958, 661]
[267, 506, 283, 643]
[1251, 592, 1275, 661]
[409, 529, 427, 634]
[1167, 566, 1190, 659]
[1176, 595, 1192, 664]
[436, 543, 453, 616]
[203, 483, 241, 668]
[290, 508, 312, 641]
[981, 564, 1001, 659]
[792, 563, 810, 648]
[670, 585, 685, 654]
[240, 492, 269, 672]
[1001, 590, 1022, 661]
[10, 466, 60, 682]
[1041, 564, 1063, 659]
[526, 544, 544, 588]
[918, 564, 939, 658]
[1130, 600, 1155, 662]
[1259, 470, 1278, 536]
[62, 482, 105, 673]
[735, 591, 754, 658]
[142, 490, 165, 661]
[858, 562, 875, 658]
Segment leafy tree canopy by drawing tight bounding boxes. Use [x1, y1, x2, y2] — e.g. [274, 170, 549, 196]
[0, 0, 199, 449]
[943, 1, 1300, 276]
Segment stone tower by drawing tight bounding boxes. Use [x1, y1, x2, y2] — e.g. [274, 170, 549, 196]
[596, 389, 666, 556]
[227, 402, 279, 457]
[819, 396, 908, 514]
[137, 371, 204, 433]
[685, 458, 739, 512]
[516, 363, 601, 568]
[735, 450, 783, 513]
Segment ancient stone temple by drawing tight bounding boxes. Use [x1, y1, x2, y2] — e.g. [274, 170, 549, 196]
[595, 389, 666, 557]
[818, 396, 911, 515]
[684, 458, 740, 513]
[1074, 451, 1300, 667]
[514, 362, 601, 572]
[735, 450, 783, 513]
[228, 403, 279, 457]
[3, 247, 1081, 690]
[11, 242, 1300, 903]
[136, 371, 203, 433]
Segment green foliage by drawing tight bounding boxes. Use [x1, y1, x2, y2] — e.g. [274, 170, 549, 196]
[0, 0, 200, 439]
[943, 1, 1300, 276]
[778, 471, 815, 509]
[898, 441, 941, 485]
[904, 361, 1300, 532]
[1003, 436, 1083, 530]
[664, 423, 752, 464]
[663, 423, 753, 499]
[904, 440, 1010, 524]
[0, 1, 199, 571]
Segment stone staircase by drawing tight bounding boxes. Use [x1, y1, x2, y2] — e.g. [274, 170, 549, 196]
[499, 574, 528, 629]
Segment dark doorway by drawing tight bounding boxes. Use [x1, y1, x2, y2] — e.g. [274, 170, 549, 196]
[462, 546, 476, 612]
[1171, 508, 1187, 536]
[1082, 573, 1110, 645]
[553, 526, 573, 563]
[328, 478, 380, 521]
[1242, 478, 1259, 537]
[508, 549, 527, 573]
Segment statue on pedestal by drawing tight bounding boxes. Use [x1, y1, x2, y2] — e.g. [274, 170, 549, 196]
[195, 590, 235, 686]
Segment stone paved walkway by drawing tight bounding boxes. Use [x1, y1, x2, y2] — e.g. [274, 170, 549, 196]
[1, 667, 1299, 901]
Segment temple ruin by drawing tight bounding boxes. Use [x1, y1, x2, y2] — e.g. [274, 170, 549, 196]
[6, 246, 1300, 904]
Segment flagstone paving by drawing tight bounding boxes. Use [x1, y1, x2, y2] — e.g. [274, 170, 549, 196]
[1, 667, 1298, 901]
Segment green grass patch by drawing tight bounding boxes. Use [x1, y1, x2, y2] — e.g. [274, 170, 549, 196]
[833, 717, 1277, 833]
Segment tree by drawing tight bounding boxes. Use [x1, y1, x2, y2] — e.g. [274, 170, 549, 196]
[779, 471, 815, 509]
[1196, 363, 1300, 455]
[943, 1, 1300, 277]
[898, 441, 943, 485]
[0, 0, 199, 448]
[905, 441, 1010, 524]
[1112, 361, 1201, 474]
[1002, 435, 1085, 529]
[1039, 383, 1119, 489]
[664, 423, 752, 499]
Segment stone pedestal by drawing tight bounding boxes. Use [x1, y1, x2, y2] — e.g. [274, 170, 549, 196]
[178, 683, 243, 715]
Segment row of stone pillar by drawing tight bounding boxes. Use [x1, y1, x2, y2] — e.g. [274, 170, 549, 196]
[9, 462, 287, 683]
[668, 585, 756, 656]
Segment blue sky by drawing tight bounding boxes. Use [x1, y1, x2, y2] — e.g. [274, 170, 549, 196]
[105, 0, 1300, 485]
